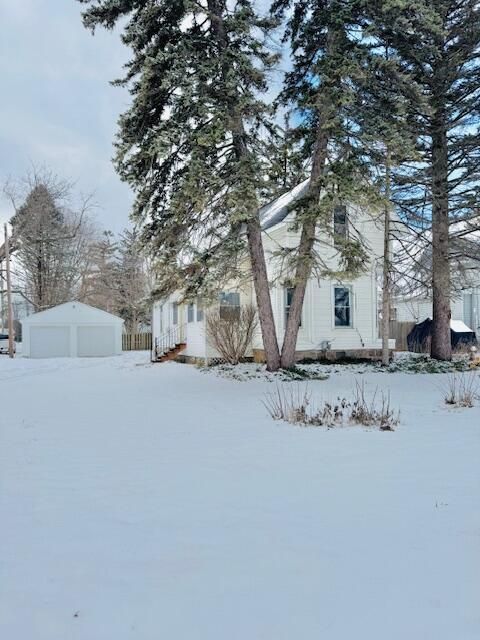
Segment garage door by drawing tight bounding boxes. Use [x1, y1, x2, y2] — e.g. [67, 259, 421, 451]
[30, 326, 71, 358]
[77, 326, 116, 357]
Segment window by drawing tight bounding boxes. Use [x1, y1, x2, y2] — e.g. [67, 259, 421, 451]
[333, 205, 348, 246]
[334, 287, 352, 327]
[285, 287, 301, 326]
[187, 303, 194, 323]
[196, 300, 204, 322]
[219, 291, 240, 320]
[172, 302, 178, 325]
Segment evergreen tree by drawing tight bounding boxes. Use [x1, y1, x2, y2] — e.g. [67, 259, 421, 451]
[272, 0, 377, 367]
[375, 0, 480, 360]
[259, 117, 308, 202]
[11, 183, 64, 310]
[77, 0, 282, 370]
[355, 38, 421, 365]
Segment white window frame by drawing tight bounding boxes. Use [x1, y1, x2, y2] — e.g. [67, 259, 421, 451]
[332, 285, 353, 329]
[187, 302, 195, 323]
[172, 302, 178, 325]
[333, 205, 348, 247]
[219, 291, 240, 320]
[196, 299, 204, 322]
[284, 287, 302, 328]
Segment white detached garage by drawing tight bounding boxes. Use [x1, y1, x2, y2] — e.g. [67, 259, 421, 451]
[22, 302, 124, 358]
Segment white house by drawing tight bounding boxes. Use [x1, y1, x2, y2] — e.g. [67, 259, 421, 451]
[152, 180, 395, 363]
[22, 301, 124, 358]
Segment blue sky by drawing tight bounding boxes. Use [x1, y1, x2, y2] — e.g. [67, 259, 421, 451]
[0, 0, 283, 234]
[0, 0, 132, 232]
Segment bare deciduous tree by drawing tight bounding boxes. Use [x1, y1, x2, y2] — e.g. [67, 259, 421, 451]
[80, 228, 151, 331]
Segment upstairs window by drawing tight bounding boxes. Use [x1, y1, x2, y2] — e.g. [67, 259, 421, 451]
[187, 303, 194, 323]
[219, 292, 240, 320]
[334, 287, 352, 327]
[333, 205, 348, 246]
[172, 302, 178, 325]
[285, 287, 301, 326]
[196, 300, 204, 322]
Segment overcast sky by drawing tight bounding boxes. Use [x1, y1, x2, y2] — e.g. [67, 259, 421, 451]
[0, 0, 283, 235]
[0, 0, 132, 233]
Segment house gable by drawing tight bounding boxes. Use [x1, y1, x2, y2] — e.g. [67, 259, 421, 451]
[22, 301, 124, 326]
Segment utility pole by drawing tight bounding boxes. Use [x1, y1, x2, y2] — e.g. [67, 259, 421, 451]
[4, 224, 15, 358]
[0, 259, 5, 329]
[381, 150, 392, 367]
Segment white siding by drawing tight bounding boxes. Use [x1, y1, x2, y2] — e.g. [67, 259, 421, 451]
[251, 269, 383, 353]
[395, 297, 465, 324]
[29, 326, 71, 358]
[152, 204, 391, 358]
[185, 302, 207, 359]
[153, 297, 207, 359]
[463, 290, 480, 332]
[22, 302, 123, 358]
[77, 326, 116, 357]
[258, 205, 386, 352]
[395, 299, 433, 323]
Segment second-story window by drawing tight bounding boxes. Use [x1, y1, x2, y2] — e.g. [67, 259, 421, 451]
[187, 303, 194, 323]
[333, 205, 348, 246]
[196, 300, 204, 322]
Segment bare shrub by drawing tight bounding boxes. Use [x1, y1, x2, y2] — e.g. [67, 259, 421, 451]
[350, 381, 400, 430]
[263, 385, 313, 424]
[264, 380, 399, 430]
[206, 304, 258, 365]
[443, 371, 479, 408]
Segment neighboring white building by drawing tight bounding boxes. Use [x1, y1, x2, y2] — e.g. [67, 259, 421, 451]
[393, 218, 480, 333]
[394, 290, 480, 333]
[22, 301, 124, 358]
[152, 181, 395, 363]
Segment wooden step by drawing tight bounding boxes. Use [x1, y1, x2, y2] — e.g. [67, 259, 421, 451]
[156, 342, 186, 363]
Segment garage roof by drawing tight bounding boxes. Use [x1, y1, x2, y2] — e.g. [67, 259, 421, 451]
[21, 301, 124, 325]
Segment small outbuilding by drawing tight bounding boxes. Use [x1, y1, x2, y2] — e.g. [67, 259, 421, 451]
[407, 318, 477, 352]
[21, 302, 124, 358]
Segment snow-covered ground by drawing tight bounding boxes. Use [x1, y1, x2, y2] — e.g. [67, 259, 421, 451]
[1, 352, 479, 639]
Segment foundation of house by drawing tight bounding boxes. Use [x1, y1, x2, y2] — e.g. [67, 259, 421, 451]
[171, 349, 392, 366]
[252, 348, 391, 364]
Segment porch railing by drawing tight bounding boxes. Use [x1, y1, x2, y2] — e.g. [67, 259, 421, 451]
[153, 323, 186, 360]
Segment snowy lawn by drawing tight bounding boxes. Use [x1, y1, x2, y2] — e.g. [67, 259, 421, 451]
[1, 352, 479, 639]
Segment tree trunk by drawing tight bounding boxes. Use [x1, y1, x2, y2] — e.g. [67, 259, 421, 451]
[208, 0, 281, 370]
[430, 102, 451, 360]
[280, 125, 329, 368]
[246, 220, 281, 370]
[280, 26, 339, 369]
[381, 153, 392, 366]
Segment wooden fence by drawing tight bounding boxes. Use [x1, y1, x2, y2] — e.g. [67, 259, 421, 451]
[122, 332, 152, 352]
[389, 321, 415, 352]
